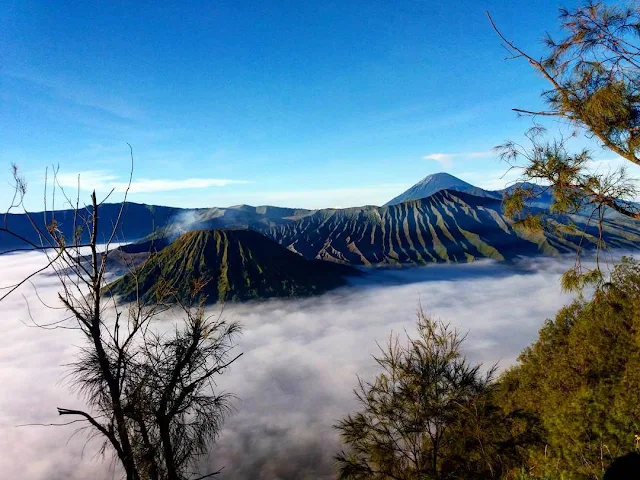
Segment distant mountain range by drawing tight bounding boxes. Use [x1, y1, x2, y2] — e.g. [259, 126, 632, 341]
[3, 172, 639, 304]
[1, 203, 186, 252]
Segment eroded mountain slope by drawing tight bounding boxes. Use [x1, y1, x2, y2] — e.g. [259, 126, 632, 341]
[265, 190, 640, 265]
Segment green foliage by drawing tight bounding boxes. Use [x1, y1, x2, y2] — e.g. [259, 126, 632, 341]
[543, 1, 640, 162]
[523, 1, 640, 165]
[513, 214, 545, 234]
[497, 128, 639, 288]
[560, 266, 604, 292]
[493, 1, 640, 288]
[512, 471, 551, 480]
[503, 187, 529, 219]
[496, 257, 640, 479]
[335, 309, 535, 479]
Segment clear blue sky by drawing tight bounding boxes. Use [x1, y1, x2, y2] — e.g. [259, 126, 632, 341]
[1, 0, 636, 210]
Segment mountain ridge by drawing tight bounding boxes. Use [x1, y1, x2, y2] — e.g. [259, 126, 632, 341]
[107, 229, 359, 304]
[265, 190, 551, 265]
[3, 175, 639, 274]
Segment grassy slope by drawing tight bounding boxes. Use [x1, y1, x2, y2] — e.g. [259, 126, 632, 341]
[108, 229, 358, 304]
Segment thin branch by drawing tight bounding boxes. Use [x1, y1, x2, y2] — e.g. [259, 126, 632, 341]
[191, 467, 225, 480]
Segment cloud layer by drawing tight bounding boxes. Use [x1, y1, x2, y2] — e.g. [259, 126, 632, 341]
[0, 252, 592, 479]
[55, 170, 251, 194]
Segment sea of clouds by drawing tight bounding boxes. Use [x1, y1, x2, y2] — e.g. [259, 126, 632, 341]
[1, 250, 614, 479]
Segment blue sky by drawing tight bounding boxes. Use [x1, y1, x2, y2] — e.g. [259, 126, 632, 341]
[1, 0, 637, 210]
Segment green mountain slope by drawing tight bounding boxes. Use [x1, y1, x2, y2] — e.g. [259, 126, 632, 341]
[108, 229, 358, 304]
[7, 180, 636, 271]
[264, 190, 640, 265]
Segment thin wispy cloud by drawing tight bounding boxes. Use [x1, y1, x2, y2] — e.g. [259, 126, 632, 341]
[584, 157, 640, 202]
[5, 70, 143, 122]
[423, 151, 494, 168]
[55, 171, 252, 194]
[585, 156, 639, 175]
[457, 168, 522, 191]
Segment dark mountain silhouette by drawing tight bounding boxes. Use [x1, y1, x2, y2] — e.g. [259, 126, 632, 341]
[0, 203, 185, 253]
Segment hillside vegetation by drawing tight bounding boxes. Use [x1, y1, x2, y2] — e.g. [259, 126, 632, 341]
[4, 175, 639, 271]
[497, 257, 640, 478]
[108, 229, 358, 304]
[336, 258, 640, 480]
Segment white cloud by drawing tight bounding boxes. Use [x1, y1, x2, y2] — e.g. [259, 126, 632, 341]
[6, 70, 143, 121]
[586, 156, 640, 176]
[54, 170, 252, 194]
[455, 155, 640, 198]
[457, 168, 523, 191]
[0, 248, 618, 479]
[423, 151, 494, 168]
[156, 184, 412, 209]
[585, 157, 640, 202]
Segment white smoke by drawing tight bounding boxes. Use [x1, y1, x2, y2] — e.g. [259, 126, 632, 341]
[166, 209, 203, 237]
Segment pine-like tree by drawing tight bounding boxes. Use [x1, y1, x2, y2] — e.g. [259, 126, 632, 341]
[498, 257, 640, 479]
[489, 2, 640, 287]
[335, 308, 534, 479]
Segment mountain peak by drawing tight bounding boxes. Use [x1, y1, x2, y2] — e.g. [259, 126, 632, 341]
[384, 173, 497, 206]
[108, 229, 357, 304]
[413, 172, 472, 187]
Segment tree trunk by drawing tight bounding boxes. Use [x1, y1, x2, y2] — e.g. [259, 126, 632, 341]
[159, 417, 179, 480]
[89, 192, 139, 480]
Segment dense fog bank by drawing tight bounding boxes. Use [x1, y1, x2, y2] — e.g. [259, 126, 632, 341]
[0, 252, 590, 479]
